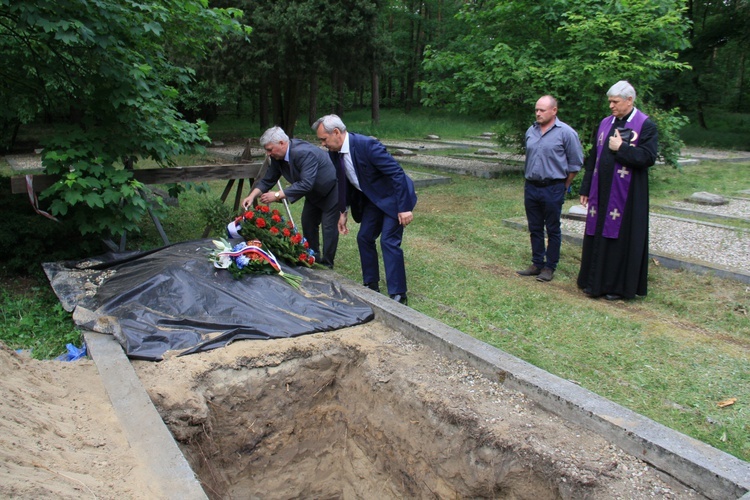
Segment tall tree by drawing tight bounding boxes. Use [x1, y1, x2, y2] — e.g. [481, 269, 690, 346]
[0, 0, 249, 237]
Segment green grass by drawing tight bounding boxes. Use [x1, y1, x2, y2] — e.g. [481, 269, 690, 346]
[0, 284, 82, 360]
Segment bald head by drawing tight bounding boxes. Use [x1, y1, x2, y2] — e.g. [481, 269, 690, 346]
[535, 95, 558, 128]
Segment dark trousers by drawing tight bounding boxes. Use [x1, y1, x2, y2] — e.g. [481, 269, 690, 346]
[523, 182, 566, 270]
[357, 197, 406, 295]
[300, 188, 339, 266]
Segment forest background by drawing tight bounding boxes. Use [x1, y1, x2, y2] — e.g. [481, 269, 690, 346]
[0, 0, 749, 464]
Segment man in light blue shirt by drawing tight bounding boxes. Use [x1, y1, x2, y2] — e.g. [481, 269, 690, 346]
[516, 95, 583, 282]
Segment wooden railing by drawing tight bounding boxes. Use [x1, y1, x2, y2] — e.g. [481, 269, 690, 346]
[10, 161, 266, 250]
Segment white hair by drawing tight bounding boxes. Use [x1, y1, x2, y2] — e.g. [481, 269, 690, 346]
[259, 126, 289, 146]
[607, 80, 636, 101]
[312, 114, 347, 133]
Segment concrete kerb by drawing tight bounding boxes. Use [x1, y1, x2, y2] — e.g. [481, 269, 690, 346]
[84, 331, 208, 500]
[653, 203, 750, 227]
[331, 276, 750, 499]
[503, 216, 750, 285]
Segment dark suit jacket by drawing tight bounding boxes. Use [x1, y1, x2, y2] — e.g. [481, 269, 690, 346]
[334, 133, 417, 217]
[256, 139, 337, 205]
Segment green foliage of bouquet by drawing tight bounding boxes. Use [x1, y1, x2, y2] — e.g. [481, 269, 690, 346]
[228, 205, 315, 267]
[208, 238, 303, 288]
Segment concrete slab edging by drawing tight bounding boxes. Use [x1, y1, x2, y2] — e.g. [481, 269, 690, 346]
[335, 279, 750, 500]
[84, 331, 208, 500]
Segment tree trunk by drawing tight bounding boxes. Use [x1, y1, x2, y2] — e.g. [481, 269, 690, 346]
[737, 51, 746, 112]
[697, 100, 708, 129]
[259, 76, 269, 130]
[371, 69, 380, 125]
[308, 72, 319, 127]
[271, 74, 284, 128]
[333, 71, 345, 117]
[283, 78, 300, 137]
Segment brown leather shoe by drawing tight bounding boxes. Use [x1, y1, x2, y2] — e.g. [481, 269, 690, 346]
[516, 265, 542, 276]
[536, 268, 554, 282]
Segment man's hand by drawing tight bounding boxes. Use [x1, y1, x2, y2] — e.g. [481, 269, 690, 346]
[580, 195, 588, 208]
[242, 194, 255, 210]
[259, 191, 282, 204]
[398, 211, 413, 226]
[608, 129, 623, 151]
[338, 212, 349, 235]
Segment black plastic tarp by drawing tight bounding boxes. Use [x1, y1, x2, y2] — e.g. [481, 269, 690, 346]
[44, 240, 373, 361]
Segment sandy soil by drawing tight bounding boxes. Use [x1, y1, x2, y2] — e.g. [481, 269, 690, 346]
[0, 345, 156, 499]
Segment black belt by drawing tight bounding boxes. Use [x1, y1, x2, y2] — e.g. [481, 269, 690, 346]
[526, 178, 565, 187]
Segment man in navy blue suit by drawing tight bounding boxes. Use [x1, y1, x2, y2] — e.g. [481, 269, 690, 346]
[242, 126, 339, 268]
[313, 114, 417, 305]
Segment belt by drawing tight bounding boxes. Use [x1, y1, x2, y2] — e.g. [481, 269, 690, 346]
[526, 178, 565, 187]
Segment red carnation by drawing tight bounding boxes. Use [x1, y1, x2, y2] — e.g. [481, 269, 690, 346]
[270, 227, 279, 235]
[256, 218, 266, 228]
[272, 209, 281, 216]
[291, 234, 302, 244]
[282, 228, 291, 237]
[260, 205, 270, 213]
[299, 254, 307, 262]
[303, 240, 309, 249]
[244, 211, 254, 220]
[287, 221, 294, 228]
[271, 214, 282, 223]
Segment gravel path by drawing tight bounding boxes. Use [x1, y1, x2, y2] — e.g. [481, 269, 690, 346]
[560, 214, 750, 273]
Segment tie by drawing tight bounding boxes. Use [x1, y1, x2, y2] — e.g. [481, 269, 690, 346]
[281, 159, 294, 182]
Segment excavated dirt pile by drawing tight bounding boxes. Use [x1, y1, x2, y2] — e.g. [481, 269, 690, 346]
[134, 322, 702, 499]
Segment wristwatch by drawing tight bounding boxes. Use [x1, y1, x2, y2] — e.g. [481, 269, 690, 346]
[274, 191, 280, 199]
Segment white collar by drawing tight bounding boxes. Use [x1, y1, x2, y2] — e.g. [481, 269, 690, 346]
[610, 107, 638, 124]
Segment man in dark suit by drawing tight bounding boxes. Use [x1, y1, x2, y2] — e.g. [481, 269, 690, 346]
[312, 114, 417, 305]
[242, 126, 339, 268]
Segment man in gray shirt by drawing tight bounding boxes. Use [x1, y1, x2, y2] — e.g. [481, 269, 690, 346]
[516, 95, 583, 282]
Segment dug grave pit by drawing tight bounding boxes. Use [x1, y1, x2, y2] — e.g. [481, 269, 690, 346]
[133, 322, 703, 499]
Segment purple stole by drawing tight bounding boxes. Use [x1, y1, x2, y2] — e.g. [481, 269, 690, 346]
[585, 109, 648, 238]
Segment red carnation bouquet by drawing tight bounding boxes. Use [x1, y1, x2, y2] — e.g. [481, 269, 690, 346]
[226, 205, 316, 267]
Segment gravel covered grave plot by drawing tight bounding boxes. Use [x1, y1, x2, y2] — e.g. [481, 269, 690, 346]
[560, 213, 750, 273]
[668, 198, 750, 220]
[134, 323, 703, 500]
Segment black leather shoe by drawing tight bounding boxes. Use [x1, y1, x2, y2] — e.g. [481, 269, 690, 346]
[605, 294, 622, 301]
[390, 294, 408, 305]
[582, 288, 593, 296]
[364, 282, 380, 292]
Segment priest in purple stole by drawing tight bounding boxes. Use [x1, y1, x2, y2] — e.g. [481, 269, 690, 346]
[577, 81, 658, 300]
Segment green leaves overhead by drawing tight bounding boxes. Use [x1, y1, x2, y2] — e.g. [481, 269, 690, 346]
[421, 0, 692, 161]
[0, 0, 249, 239]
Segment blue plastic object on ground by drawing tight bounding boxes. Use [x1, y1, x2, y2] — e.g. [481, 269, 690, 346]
[56, 343, 87, 362]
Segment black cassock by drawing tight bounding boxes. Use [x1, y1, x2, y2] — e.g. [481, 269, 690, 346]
[577, 111, 658, 299]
